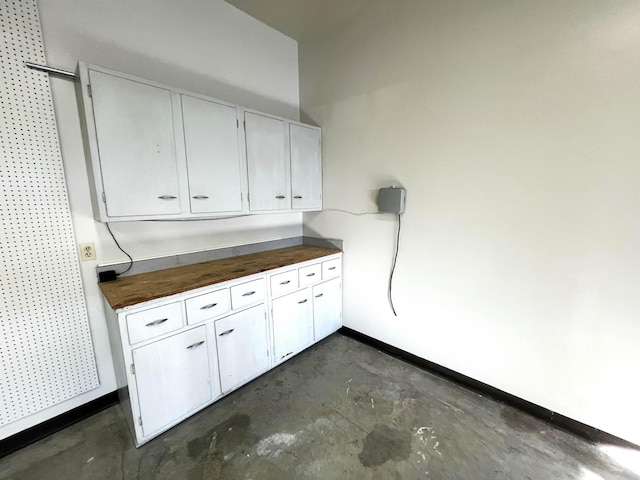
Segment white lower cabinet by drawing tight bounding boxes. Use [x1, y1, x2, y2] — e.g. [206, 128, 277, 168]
[106, 252, 342, 447]
[272, 288, 313, 364]
[313, 278, 343, 341]
[215, 304, 270, 393]
[133, 325, 214, 437]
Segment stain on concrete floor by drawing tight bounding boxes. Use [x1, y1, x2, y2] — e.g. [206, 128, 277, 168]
[359, 424, 412, 467]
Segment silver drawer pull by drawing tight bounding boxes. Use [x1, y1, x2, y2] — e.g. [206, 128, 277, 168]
[328, 266, 336, 271]
[280, 351, 293, 359]
[293, 195, 303, 199]
[275, 195, 286, 199]
[186, 340, 205, 349]
[192, 195, 209, 200]
[315, 293, 324, 298]
[306, 272, 316, 277]
[242, 290, 256, 297]
[158, 195, 177, 200]
[280, 280, 291, 285]
[145, 318, 168, 327]
[200, 303, 218, 310]
[298, 299, 308, 304]
[218, 328, 234, 336]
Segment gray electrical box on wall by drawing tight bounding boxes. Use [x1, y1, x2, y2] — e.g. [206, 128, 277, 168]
[377, 187, 406, 214]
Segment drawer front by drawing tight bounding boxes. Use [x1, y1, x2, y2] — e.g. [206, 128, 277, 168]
[230, 278, 266, 310]
[126, 302, 184, 345]
[185, 288, 230, 325]
[270, 269, 299, 297]
[322, 258, 342, 279]
[299, 263, 321, 287]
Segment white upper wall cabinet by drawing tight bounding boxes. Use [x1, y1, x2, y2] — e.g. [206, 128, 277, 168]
[244, 112, 288, 212]
[76, 62, 321, 222]
[290, 122, 322, 211]
[181, 95, 243, 214]
[88, 70, 182, 218]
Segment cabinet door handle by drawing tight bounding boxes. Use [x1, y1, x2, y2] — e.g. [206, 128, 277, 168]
[275, 195, 286, 199]
[158, 195, 177, 200]
[293, 195, 303, 199]
[186, 340, 205, 349]
[242, 290, 256, 297]
[328, 266, 336, 271]
[306, 272, 316, 277]
[145, 318, 168, 327]
[298, 299, 308, 304]
[200, 303, 217, 310]
[192, 195, 209, 200]
[315, 293, 323, 298]
[280, 351, 293, 360]
[218, 328, 234, 336]
[280, 280, 291, 285]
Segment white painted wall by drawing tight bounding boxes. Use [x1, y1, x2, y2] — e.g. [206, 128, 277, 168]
[300, 1, 640, 445]
[1, 0, 300, 437]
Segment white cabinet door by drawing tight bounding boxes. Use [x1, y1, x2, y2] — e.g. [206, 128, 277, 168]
[215, 304, 269, 393]
[244, 112, 288, 211]
[181, 95, 243, 214]
[290, 123, 322, 210]
[272, 288, 313, 363]
[89, 70, 181, 217]
[133, 326, 212, 437]
[313, 278, 342, 341]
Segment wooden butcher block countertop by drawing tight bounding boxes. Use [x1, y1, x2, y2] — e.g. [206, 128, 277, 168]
[99, 245, 341, 310]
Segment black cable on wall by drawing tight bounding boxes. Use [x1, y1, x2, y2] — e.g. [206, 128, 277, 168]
[388, 213, 402, 317]
[105, 223, 133, 276]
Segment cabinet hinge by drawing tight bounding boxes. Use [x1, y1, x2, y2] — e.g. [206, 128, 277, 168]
[101, 192, 106, 203]
[243, 120, 246, 130]
[130, 363, 135, 375]
[138, 416, 142, 426]
[87, 85, 92, 98]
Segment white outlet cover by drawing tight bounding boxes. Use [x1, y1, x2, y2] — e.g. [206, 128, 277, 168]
[79, 242, 96, 261]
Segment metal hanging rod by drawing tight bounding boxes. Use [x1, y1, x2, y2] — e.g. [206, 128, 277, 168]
[25, 61, 77, 79]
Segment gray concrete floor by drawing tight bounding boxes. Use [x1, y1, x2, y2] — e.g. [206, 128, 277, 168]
[1, 334, 638, 479]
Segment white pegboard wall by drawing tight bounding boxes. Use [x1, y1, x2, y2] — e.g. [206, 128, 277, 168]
[0, 0, 99, 426]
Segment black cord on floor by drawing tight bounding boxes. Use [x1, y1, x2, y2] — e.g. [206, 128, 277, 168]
[388, 213, 402, 316]
[105, 223, 133, 276]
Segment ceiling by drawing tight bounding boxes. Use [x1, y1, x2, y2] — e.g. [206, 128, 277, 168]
[225, 0, 369, 41]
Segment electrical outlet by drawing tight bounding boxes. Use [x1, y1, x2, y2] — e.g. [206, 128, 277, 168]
[79, 242, 96, 261]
